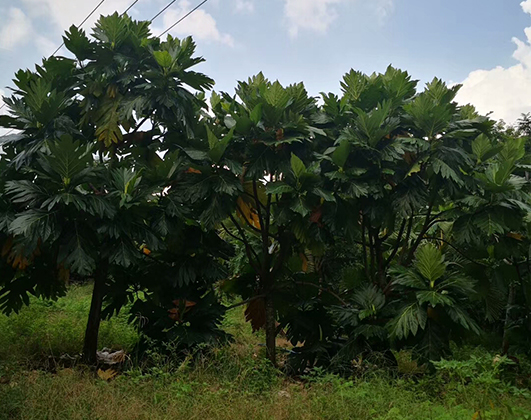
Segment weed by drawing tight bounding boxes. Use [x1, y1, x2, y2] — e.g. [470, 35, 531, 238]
[1, 289, 531, 419]
[0, 284, 138, 367]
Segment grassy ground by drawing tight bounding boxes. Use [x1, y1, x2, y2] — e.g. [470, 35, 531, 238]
[1, 285, 531, 420]
[0, 285, 138, 365]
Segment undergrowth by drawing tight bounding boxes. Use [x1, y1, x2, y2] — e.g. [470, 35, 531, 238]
[0, 285, 138, 366]
[1, 286, 531, 420]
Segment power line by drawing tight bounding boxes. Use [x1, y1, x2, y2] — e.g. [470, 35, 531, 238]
[0, 0, 145, 120]
[159, 0, 210, 37]
[50, 0, 144, 57]
[0, 129, 15, 138]
[0, 0, 110, 115]
[150, 0, 179, 22]
[121, 0, 141, 16]
[1, 0, 211, 132]
[51, 0, 108, 57]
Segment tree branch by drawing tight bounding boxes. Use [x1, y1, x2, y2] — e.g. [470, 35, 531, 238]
[242, 191, 268, 212]
[295, 281, 348, 306]
[228, 213, 261, 272]
[235, 201, 266, 235]
[399, 216, 414, 263]
[369, 226, 376, 279]
[361, 214, 369, 279]
[265, 192, 272, 234]
[272, 228, 290, 275]
[385, 218, 407, 268]
[423, 236, 488, 267]
[253, 179, 269, 248]
[220, 222, 245, 243]
[225, 294, 266, 311]
[141, 250, 173, 268]
[428, 209, 453, 220]
[427, 218, 446, 229]
[132, 115, 152, 134]
[405, 198, 435, 264]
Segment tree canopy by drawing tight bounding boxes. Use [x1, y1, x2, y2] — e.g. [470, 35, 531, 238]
[1, 14, 531, 370]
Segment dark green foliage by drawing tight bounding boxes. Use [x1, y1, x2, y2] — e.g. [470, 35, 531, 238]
[0, 14, 229, 362]
[2, 13, 531, 370]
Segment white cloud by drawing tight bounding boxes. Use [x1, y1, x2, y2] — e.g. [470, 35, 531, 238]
[18, 0, 231, 47]
[35, 35, 57, 57]
[234, 0, 254, 13]
[0, 89, 6, 115]
[10, 0, 232, 52]
[19, 0, 132, 33]
[0, 88, 12, 138]
[522, 0, 531, 14]
[283, 0, 394, 38]
[0, 0, 129, 54]
[0, 6, 56, 56]
[157, 1, 234, 46]
[0, 8, 33, 50]
[284, 0, 344, 38]
[456, 1, 531, 123]
[375, 0, 395, 23]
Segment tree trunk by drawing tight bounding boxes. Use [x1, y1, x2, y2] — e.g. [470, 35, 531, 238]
[501, 280, 517, 355]
[82, 263, 107, 364]
[399, 216, 414, 264]
[368, 228, 375, 280]
[404, 199, 435, 266]
[361, 215, 369, 279]
[264, 294, 277, 366]
[374, 237, 385, 288]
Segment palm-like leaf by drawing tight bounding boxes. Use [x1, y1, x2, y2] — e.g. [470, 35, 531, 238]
[415, 244, 446, 285]
[389, 244, 480, 343]
[446, 306, 481, 335]
[389, 302, 427, 340]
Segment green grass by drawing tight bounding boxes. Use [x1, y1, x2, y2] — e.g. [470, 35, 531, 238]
[0, 284, 138, 365]
[2, 366, 530, 420]
[1, 286, 531, 420]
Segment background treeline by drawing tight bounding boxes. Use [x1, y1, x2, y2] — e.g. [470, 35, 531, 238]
[1, 14, 531, 374]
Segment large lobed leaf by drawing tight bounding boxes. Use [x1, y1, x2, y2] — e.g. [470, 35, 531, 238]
[414, 244, 446, 285]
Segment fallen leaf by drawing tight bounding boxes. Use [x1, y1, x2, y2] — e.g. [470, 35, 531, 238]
[507, 232, 524, 241]
[169, 300, 197, 321]
[309, 206, 323, 226]
[185, 167, 202, 174]
[300, 253, 308, 273]
[97, 368, 118, 381]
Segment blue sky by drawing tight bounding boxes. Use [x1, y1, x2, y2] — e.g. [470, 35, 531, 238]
[1, 0, 531, 133]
